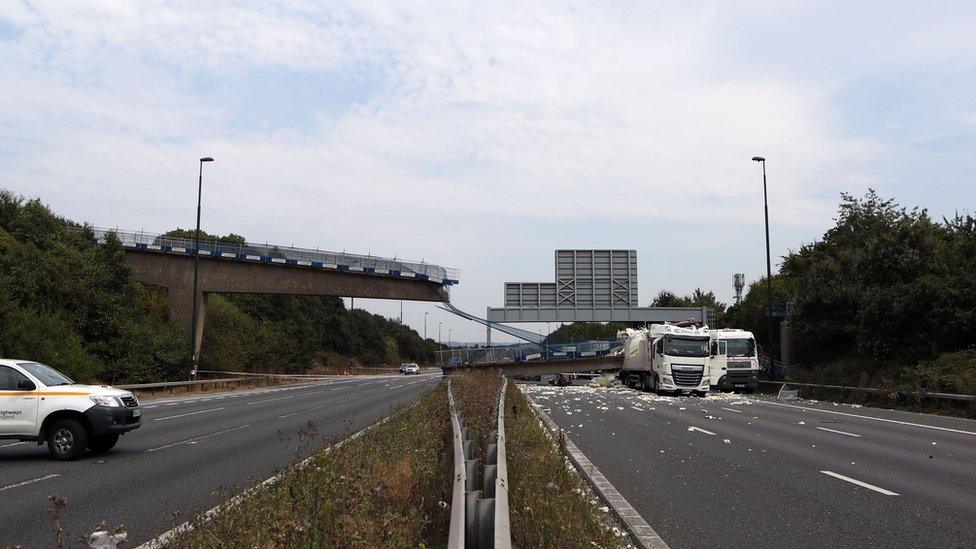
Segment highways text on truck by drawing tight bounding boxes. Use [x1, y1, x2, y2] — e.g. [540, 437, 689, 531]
[617, 324, 712, 396]
[0, 359, 142, 460]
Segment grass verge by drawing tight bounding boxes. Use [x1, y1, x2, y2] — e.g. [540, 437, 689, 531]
[452, 372, 625, 548]
[169, 384, 452, 547]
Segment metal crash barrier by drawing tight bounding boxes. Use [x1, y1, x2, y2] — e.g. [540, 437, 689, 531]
[447, 378, 513, 549]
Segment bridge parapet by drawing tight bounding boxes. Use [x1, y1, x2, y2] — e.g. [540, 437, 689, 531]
[88, 227, 459, 285]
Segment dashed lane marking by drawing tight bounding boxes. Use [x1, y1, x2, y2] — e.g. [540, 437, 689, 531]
[821, 470, 899, 496]
[816, 426, 862, 438]
[0, 474, 60, 493]
[146, 425, 252, 452]
[154, 407, 226, 421]
[758, 400, 976, 437]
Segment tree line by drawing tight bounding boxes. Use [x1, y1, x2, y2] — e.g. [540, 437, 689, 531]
[0, 191, 443, 383]
[551, 190, 976, 394]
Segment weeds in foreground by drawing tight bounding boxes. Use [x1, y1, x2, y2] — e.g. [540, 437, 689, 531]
[171, 384, 452, 547]
[505, 383, 627, 548]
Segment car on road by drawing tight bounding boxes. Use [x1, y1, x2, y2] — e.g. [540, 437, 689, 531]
[0, 359, 142, 460]
[399, 362, 421, 375]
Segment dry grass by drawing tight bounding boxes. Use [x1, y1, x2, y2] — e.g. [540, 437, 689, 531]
[452, 373, 625, 548]
[505, 382, 628, 548]
[170, 384, 452, 548]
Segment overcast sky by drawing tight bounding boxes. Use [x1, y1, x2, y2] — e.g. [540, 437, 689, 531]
[2, 1, 974, 343]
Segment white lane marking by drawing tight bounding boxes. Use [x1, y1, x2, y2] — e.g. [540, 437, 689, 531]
[0, 441, 26, 449]
[759, 400, 976, 437]
[278, 411, 300, 419]
[146, 425, 252, 452]
[720, 407, 744, 414]
[688, 426, 716, 435]
[816, 426, 862, 438]
[0, 473, 60, 493]
[246, 395, 297, 406]
[821, 470, 899, 496]
[154, 407, 226, 421]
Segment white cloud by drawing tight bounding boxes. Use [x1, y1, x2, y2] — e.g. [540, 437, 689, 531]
[2, 1, 974, 340]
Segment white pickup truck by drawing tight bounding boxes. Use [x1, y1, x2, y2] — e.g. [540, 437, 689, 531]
[0, 359, 142, 460]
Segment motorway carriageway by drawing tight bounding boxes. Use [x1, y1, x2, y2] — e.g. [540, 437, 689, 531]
[0, 373, 440, 548]
[523, 383, 976, 549]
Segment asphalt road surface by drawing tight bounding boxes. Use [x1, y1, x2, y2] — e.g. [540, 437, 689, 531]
[523, 382, 976, 549]
[0, 373, 440, 547]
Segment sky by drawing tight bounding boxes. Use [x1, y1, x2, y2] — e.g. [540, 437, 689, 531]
[2, 1, 975, 343]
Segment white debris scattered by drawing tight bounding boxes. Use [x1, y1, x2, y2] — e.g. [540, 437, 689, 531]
[89, 530, 127, 549]
[723, 439, 731, 444]
[679, 407, 687, 411]
[798, 421, 806, 425]
[599, 506, 610, 513]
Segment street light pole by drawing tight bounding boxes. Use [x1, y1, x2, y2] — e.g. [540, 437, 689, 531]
[438, 322, 442, 346]
[448, 329, 452, 346]
[189, 157, 214, 381]
[424, 312, 429, 340]
[752, 156, 777, 375]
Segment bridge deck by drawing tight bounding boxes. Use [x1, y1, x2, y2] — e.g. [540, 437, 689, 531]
[89, 227, 459, 286]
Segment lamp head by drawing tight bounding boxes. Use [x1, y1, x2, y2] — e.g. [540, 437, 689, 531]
[200, 157, 214, 162]
[751, 156, 765, 162]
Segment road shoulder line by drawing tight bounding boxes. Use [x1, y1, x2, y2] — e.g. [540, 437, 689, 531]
[524, 391, 669, 549]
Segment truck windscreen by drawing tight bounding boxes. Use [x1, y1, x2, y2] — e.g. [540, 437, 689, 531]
[726, 339, 756, 357]
[664, 337, 709, 357]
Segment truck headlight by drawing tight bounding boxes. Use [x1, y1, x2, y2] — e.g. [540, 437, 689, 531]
[90, 395, 121, 407]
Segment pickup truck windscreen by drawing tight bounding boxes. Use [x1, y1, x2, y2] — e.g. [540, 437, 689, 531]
[17, 362, 75, 386]
[664, 337, 709, 357]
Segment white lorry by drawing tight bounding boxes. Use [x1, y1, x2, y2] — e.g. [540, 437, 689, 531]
[707, 329, 760, 392]
[0, 359, 143, 460]
[617, 324, 711, 396]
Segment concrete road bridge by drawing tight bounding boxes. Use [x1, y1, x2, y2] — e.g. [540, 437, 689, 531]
[89, 228, 458, 358]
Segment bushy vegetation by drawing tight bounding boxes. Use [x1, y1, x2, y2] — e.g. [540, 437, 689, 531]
[0, 191, 187, 383]
[173, 385, 453, 547]
[202, 293, 441, 373]
[0, 190, 442, 383]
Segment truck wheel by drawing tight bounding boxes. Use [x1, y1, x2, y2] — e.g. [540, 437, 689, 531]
[47, 419, 88, 461]
[651, 375, 663, 396]
[89, 434, 120, 453]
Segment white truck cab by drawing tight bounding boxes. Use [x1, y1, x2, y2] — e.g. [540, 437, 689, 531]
[707, 329, 759, 392]
[0, 359, 142, 460]
[618, 324, 711, 396]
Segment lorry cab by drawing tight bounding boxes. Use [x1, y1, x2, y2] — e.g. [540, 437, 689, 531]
[0, 359, 142, 460]
[618, 324, 711, 396]
[707, 329, 759, 392]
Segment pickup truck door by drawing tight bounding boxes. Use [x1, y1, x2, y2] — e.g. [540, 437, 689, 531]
[0, 366, 39, 436]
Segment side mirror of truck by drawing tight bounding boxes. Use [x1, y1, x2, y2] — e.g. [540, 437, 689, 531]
[17, 379, 36, 391]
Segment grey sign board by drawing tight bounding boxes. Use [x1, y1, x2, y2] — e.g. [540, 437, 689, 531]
[488, 249, 707, 324]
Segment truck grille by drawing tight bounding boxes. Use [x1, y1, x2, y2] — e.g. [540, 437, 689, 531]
[121, 396, 139, 407]
[726, 369, 754, 382]
[671, 365, 704, 387]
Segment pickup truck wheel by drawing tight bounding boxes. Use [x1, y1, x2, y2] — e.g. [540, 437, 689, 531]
[48, 419, 88, 461]
[89, 434, 120, 453]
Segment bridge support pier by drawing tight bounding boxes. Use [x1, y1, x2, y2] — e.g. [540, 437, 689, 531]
[122, 249, 450, 363]
[168, 287, 208, 361]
